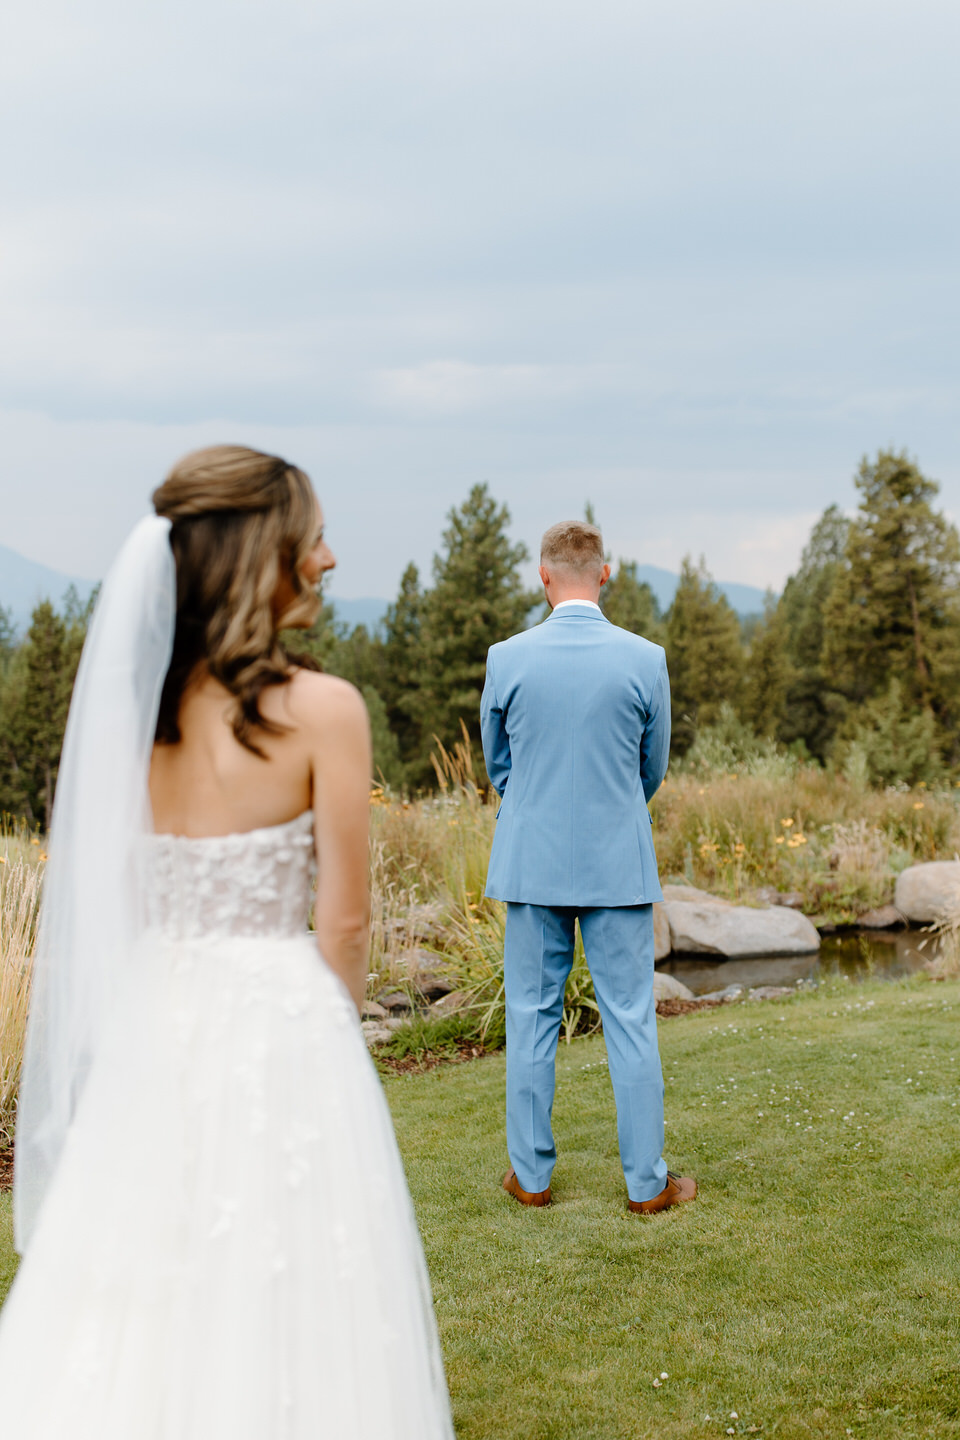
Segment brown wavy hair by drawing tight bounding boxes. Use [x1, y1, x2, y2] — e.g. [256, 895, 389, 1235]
[153, 444, 321, 755]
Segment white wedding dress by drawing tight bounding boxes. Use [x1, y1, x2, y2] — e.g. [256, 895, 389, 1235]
[0, 812, 454, 1439]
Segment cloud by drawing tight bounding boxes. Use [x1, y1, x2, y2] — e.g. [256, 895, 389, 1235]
[1, 0, 959, 598]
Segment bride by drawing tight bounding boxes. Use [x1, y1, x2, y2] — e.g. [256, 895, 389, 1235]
[0, 446, 454, 1438]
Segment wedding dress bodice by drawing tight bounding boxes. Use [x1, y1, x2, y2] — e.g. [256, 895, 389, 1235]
[144, 811, 315, 941]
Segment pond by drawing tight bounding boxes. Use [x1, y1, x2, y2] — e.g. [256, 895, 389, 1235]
[657, 928, 942, 996]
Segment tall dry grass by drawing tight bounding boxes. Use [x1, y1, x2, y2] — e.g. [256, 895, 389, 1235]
[650, 768, 960, 921]
[1, 823, 44, 1146]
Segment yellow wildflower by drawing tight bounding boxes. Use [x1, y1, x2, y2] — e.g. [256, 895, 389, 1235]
[780, 818, 794, 828]
[775, 836, 785, 845]
[913, 801, 924, 810]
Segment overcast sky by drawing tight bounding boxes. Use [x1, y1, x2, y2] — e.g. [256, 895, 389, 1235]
[2, 0, 958, 598]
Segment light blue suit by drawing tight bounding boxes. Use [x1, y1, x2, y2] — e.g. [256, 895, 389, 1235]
[480, 602, 671, 1202]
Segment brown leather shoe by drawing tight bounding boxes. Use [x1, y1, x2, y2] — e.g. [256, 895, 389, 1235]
[502, 1168, 552, 1208]
[628, 1171, 697, 1214]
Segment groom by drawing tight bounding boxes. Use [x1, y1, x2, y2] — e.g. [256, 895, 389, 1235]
[480, 520, 696, 1214]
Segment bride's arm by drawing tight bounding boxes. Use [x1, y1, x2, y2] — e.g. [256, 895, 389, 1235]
[303, 676, 372, 1012]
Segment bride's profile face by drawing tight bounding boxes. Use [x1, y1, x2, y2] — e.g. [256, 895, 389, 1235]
[302, 500, 336, 588]
[274, 497, 335, 625]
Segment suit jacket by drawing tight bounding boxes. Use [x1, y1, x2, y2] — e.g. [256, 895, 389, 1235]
[480, 603, 670, 907]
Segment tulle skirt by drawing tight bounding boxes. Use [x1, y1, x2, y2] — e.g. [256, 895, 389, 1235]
[0, 931, 453, 1439]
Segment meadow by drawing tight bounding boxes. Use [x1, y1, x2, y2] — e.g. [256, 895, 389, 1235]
[2, 973, 959, 1437]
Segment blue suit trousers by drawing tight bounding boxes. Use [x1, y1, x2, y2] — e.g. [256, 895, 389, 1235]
[504, 902, 668, 1203]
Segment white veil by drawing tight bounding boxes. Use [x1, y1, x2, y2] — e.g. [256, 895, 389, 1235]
[14, 516, 176, 1253]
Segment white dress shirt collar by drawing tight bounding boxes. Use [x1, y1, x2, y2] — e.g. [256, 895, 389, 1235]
[551, 598, 602, 613]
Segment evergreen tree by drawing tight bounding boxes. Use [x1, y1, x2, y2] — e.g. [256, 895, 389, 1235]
[360, 684, 403, 789]
[822, 451, 960, 754]
[601, 561, 664, 643]
[741, 591, 790, 739]
[0, 606, 15, 667]
[837, 679, 942, 789]
[664, 556, 743, 755]
[379, 563, 424, 778]
[412, 485, 533, 782]
[3, 602, 76, 826]
[778, 504, 850, 760]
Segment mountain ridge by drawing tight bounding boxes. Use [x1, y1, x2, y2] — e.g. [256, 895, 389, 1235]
[0, 546, 770, 635]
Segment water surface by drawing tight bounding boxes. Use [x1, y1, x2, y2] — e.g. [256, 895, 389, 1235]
[658, 929, 940, 996]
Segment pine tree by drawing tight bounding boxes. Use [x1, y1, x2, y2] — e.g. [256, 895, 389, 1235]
[379, 563, 424, 777]
[412, 485, 533, 781]
[664, 556, 744, 755]
[5, 602, 71, 826]
[777, 504, 850, 759]
[741, 591, 790, 738]
[360, 684, 403, 789]
[601, 561, 664, 643]
[822, 451, 960, 752]
[0, 606, 15, 666]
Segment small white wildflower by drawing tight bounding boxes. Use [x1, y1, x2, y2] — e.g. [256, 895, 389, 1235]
[660, 1371, 669, 1380]
[730, 1413, 738, 1420]
[652, 1377, 661, 1388]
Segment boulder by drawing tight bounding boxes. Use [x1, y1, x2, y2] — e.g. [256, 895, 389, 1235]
[699, 984, 744, 1002]
[377, 990, 413, 1012]
[361, 1020, 392, 1047]
[857, 904, 906, 930]
[747, 985, 794, 1001]
[663, 900, 820, 958]
[652, 903, 672, 959]
[660, 883, 731, 906]
[411, 970, 455, 1002]
[429, 990, 470, 1017]
[361, 999, 388, 1021]
[894, 861, 960, 923]
[653, 971, 696, 1002]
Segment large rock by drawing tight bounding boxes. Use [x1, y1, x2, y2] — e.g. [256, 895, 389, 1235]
[660, 883, 731, 906]
[894, 861, 960, 923]
[429, 990, 470, 1017]
[653, 903, 672, 959]
[857, 904, 906, 930]
[361, 1020, 392, 1047]
[653, 971, 695, 1002]
[663, 900, 820, 958]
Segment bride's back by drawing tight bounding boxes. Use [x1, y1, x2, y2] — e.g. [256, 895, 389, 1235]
[145, 444, 372, 1011]
[149, 667, 342, 838]
[146, 444, 344, 840]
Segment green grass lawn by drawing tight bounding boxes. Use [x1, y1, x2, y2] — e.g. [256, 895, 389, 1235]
[2, 975, 958, 1437]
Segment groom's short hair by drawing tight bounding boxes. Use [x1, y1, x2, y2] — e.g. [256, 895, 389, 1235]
[540, 521, 605, 573]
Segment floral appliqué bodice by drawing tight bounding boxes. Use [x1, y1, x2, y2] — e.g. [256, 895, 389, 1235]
[144, 811, 315, 940]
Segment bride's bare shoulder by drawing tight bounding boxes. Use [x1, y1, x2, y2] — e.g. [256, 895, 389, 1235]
[279, 668, 369, 738]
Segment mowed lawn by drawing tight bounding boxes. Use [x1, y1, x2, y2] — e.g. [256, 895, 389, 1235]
[2, 976, 959, 1438]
